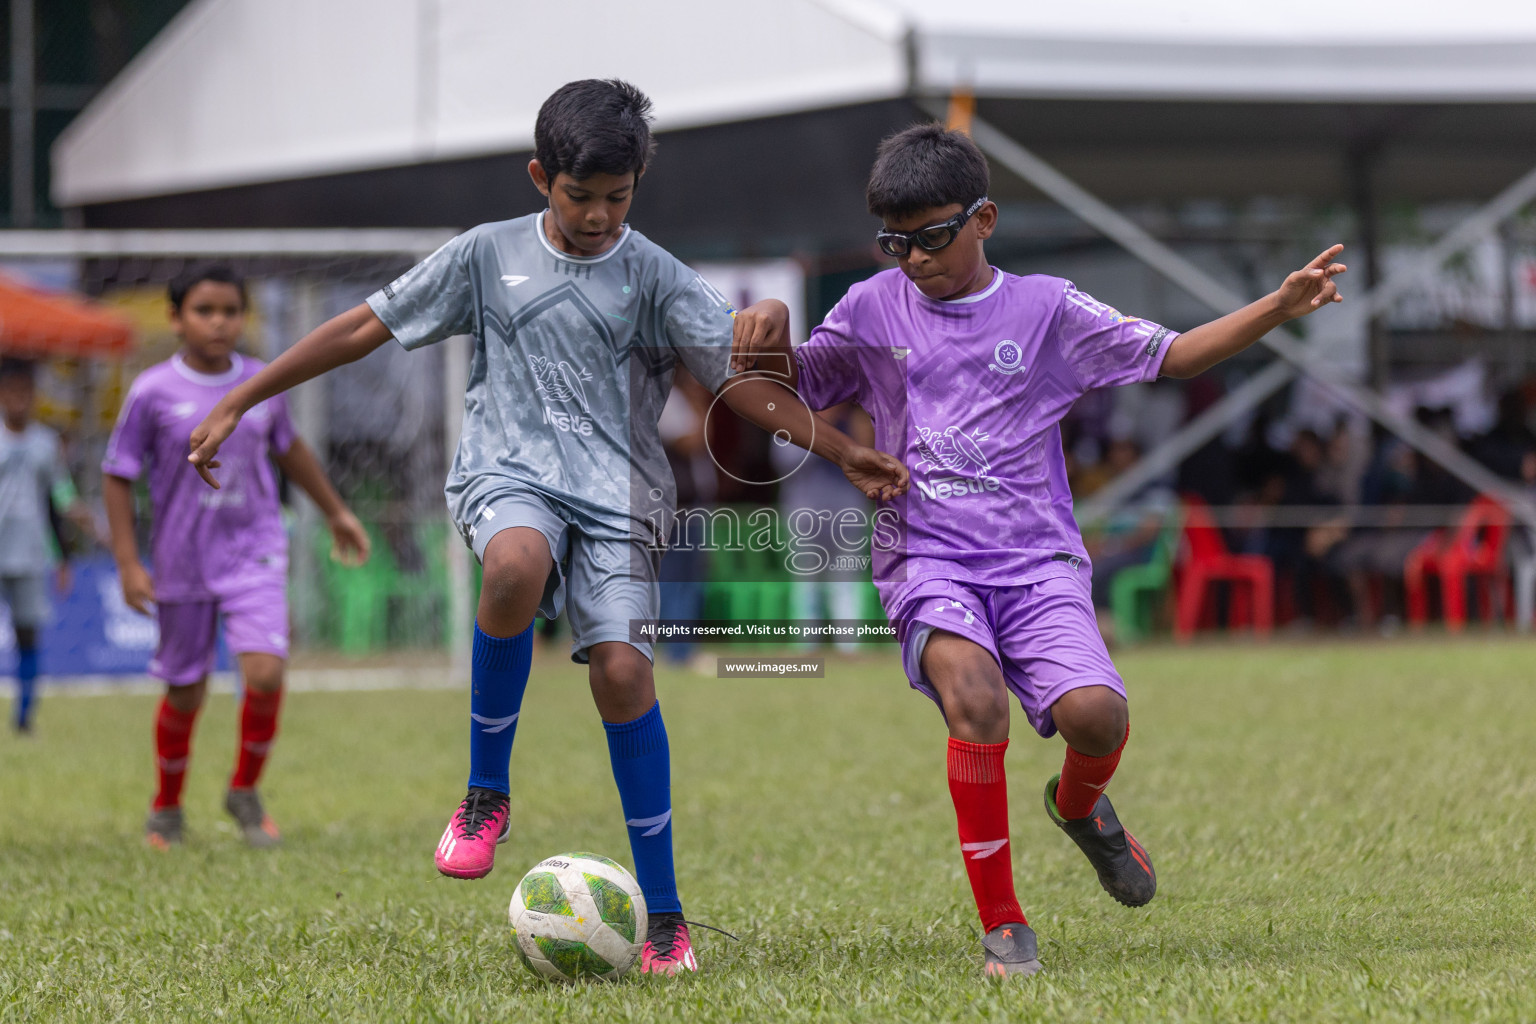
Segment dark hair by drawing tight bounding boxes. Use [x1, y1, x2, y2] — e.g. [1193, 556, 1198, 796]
[534, 79, 655, 185]
[0, 357, 36, 382]
[866, 122, 990, 220]
[168, 264, 247, 312]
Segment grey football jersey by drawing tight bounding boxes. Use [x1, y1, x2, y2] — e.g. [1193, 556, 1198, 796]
[0, 422, 65, 574]
[366, 213, 735, 542]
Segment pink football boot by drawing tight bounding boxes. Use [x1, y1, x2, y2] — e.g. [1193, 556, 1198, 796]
[434, 787, 511, 879]
[640, 913, 699, 975]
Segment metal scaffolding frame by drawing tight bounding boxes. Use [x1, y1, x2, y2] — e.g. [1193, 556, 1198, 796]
[925, 102, 1536, 529]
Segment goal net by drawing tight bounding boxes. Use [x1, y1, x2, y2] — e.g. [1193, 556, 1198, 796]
[0, 229, 473, 677]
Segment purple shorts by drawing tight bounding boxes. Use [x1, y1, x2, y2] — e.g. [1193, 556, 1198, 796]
[885, 574, 1125, 738]
[148, 574, 289, 686]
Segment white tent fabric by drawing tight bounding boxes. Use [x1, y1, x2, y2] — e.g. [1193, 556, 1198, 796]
[52, 0, 1536, 207]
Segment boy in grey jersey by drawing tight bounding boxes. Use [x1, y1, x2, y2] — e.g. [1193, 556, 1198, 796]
[190, 79, 907, 975]
[1, 358, 83, 734]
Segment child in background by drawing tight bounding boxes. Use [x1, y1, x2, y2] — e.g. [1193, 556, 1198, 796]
[0, 357, 85, 733]
[103, 266, 370, 848]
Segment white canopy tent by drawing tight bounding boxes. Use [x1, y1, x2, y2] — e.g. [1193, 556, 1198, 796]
[52, 0, 1536, 208]
[39, 0, 1536, 526]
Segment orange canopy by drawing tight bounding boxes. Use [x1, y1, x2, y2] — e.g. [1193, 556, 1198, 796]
[0, 273, 134, 359]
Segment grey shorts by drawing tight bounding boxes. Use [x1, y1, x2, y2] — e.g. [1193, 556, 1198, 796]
[458, 486, 660, 664]
[0, 573, 50, 630]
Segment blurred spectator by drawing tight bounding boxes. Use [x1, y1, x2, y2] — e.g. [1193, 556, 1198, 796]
[771, 401, 874, 653]
[1087, 439, 1177, 641]
[1330, 408, 1471, 630]
[1265, 429, 1349, 627]
[1176, 375, 1237, 506]
[1513, 449, 1536, 631]
[1065, 373, 1534, 635]
[1470, 389, 1536, 481]
[656, 370, 715, 667]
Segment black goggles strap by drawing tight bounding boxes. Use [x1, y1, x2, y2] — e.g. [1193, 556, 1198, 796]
[878, 196, 989, 254]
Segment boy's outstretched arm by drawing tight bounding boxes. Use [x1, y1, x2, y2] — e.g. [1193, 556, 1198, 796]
[718, 376, 908, 502]
[1159, 244, 1347, 379]
[272, 437, 372, 567]
[188, 304, 394, 487]
[723, 299, 905, 500]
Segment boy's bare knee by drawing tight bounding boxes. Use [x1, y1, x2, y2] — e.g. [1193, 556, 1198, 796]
[1051, 685, 1128, 756]
[588, 642, 655, 723]
[946, 674, 1009, 742]
[240, 653, 285, 694]
[922, 633, 1009, 743]
[478, 528, 552, 635]
[166, 680, 207, 713]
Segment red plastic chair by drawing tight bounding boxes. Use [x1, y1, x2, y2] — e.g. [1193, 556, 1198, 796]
[1173, 496, 1274, 642]
[1404, 495, 1510, 632]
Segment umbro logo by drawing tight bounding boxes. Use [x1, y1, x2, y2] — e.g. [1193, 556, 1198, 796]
[501, 275, 530, 287]
[471, 712, 519, 734]
[626, 810, 672, 837]
[961, 839, 1008, 860]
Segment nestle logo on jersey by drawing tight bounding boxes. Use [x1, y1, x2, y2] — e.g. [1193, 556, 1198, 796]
[541, 405, 593, 436]
[915, 475, 1001, 501]
[529, 355, 596, 437]
[913, 422, 1000, 501]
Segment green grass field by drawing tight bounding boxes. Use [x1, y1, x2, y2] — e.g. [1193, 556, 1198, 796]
[4, 638, 1535, 1022]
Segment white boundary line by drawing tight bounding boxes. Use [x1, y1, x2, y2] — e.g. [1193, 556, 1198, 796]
[37, 667, 466, 698]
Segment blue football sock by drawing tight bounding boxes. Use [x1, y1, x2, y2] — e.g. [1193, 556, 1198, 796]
[14, 647, 38, 728]
[604, 701, 681, 914]
[466, 622, 534, 794]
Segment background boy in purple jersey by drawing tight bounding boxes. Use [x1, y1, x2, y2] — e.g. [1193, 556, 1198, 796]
[103, 266, 370, 850]
[734, 124, 1346, 977]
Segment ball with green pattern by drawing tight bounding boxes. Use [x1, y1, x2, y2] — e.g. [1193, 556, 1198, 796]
[508, 852, 648, 982]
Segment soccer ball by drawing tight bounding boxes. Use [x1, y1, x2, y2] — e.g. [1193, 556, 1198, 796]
[508, 852, 648, 982]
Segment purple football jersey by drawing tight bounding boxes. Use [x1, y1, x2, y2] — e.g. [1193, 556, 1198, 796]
[794, 268, 1175, 599]
[102, 353, 296, 602]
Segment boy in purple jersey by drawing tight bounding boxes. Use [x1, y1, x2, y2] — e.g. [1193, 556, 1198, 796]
[103, 266, 370, 850]
[734, 124, 1346, 977]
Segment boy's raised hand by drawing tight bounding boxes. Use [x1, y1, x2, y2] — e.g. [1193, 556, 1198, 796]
[840, 444, 910, 502]
[188, 402, 241, 488]
[1273, 244, 1347, 320]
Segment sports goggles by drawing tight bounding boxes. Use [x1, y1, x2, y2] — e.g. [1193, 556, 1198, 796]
[876, 196, 988, 258]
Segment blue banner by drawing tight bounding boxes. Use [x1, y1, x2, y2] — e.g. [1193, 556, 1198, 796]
[0, 554, 231, 678]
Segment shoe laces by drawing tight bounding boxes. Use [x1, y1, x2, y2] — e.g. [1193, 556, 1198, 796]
[454, 787, 509, 841]
[646, 914, 738, 958]
[645, 913, 688, 959]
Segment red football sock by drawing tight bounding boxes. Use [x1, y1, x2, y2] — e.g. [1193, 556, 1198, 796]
[153, 697, 199, 810]
[947, 738, 1026, 932]
[1055, 723, 1129, 820]
[231, 688, 283, 790]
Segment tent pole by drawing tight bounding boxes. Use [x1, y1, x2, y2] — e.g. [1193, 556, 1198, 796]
[945, 103, 1536, 528]
[9, 0, 34, 229]
[1347, 136, 1386, 389]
